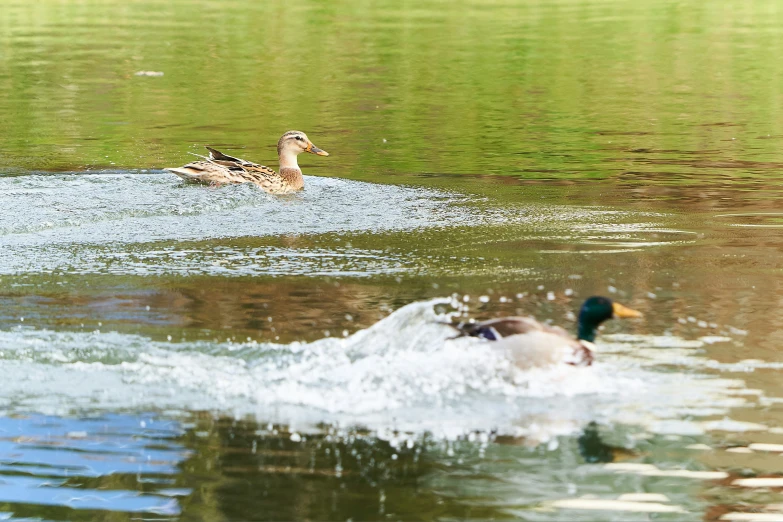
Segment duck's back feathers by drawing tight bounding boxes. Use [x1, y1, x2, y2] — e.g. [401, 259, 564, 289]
[164, 160, 253, 185]
[205, 147, 257, 166]
[452, 316, 570, 340]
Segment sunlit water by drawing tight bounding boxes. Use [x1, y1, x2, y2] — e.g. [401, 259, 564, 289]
[0, 171, 677, 277]
[4, 0, 783, 520]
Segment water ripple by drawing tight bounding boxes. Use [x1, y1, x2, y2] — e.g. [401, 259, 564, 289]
[0, 414, 187, 515]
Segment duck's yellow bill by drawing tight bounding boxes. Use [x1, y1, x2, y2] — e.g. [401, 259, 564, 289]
[613, 302, 643, 319]
[306, 143, 329, 156]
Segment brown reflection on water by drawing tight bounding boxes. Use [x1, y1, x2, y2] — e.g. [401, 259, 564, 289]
[0, 277, 441, 343]
[174, 278, 398, 341]
[177, 414, 507, 521]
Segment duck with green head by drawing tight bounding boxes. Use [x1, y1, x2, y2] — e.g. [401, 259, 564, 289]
[450, 296, 642, 369]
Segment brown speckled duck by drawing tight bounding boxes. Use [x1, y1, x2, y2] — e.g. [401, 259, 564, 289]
[166, 131, 329, 194]
[449, 296, 642, 369]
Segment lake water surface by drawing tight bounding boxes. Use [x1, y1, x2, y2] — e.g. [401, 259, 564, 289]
[3, 0, 783, 520]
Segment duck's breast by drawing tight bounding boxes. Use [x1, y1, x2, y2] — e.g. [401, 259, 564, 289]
[492, 331, 587, 370]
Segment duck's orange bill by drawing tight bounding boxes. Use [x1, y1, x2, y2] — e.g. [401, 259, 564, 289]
[613, 302, 643, 318]
[306, 142, 329, 156]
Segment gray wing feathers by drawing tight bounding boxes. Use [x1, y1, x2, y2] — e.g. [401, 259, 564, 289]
[205, 147, 257, 166]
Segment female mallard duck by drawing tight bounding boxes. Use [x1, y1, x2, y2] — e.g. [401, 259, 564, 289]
[165, 131, 329, 194]
[450, 296, 642, 369]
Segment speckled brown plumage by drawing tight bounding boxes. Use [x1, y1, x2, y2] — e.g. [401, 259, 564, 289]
[166, 131, 329, 194]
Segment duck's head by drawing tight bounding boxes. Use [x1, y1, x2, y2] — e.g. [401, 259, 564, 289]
[277, 130, 329, 158]
[577, 296, 642, 342]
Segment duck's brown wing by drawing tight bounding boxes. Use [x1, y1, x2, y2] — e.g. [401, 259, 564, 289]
[165, 160, 249, 185]
[454, 316, 568, 340]
[166, 147, 282, 187]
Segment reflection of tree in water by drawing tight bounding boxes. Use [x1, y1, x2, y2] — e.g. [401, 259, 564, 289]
[176, 414, 508, 521]
[577, 422, 637, 464]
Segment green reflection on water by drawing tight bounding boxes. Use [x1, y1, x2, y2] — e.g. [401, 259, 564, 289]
[3, 0, 783, 194]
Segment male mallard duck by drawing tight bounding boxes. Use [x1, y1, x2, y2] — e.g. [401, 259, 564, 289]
[165, 131, 329, 194]
[450, 296, 642, 369]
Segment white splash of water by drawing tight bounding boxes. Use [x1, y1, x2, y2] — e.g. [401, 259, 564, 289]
[0, 298, 760, 441]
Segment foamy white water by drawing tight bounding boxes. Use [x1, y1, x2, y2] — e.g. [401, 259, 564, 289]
[0, 172, 482, 242]
[0, 298, 753, 442]
[0, 171, 685, 276]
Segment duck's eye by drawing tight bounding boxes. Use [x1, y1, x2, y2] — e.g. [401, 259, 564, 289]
[295, 136, 304, 141]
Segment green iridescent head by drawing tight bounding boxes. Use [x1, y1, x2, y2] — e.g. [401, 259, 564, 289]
[577, 296, 642, 342]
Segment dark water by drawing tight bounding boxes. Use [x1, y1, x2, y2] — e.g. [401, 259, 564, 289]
[3, 0, 783, 520]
